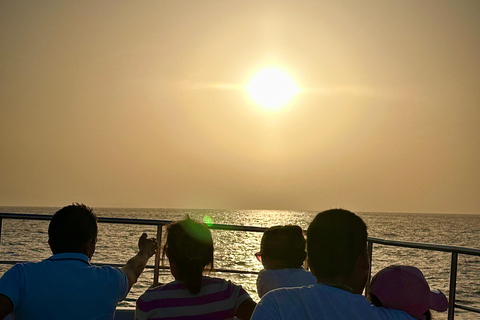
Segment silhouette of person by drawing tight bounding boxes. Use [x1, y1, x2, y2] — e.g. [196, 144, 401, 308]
[255, 225, 316, 298]
[0, 203, 157, 320]
[136, 217, 256, 320]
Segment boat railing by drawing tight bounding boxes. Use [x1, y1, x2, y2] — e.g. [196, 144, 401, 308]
[0, 213, 267, 281]
[1, 212, 479, 320]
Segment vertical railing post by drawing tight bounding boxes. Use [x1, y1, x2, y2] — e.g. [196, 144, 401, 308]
[365, 240, 373, 297]
[0, 218, 3, 242]
[448, 252, 458, 320]
[153, 224, 163, 286]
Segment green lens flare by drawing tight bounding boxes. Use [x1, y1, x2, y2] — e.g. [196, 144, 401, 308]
[203, 215, 213, 226]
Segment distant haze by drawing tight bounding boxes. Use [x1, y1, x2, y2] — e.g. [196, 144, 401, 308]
[1, 1, 479, 214]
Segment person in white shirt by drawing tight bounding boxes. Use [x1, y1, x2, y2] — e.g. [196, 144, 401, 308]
[251, 208, 417, 320]
[255, 225, 316, 298]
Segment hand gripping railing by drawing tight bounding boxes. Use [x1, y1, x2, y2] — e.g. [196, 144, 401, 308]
[1, 213, 479, 319]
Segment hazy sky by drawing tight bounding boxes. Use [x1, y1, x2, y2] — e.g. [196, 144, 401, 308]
[1, 1, 479, 214]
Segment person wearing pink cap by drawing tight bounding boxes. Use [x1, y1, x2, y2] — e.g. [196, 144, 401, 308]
[369, 265, 449, 320]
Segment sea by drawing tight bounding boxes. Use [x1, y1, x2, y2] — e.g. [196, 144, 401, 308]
[0, 206, 479, 320]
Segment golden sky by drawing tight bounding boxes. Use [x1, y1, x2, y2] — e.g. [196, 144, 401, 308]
[1, 1, 479, 213]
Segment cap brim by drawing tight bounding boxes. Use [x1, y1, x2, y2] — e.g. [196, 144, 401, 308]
[429, 290, 449, 312]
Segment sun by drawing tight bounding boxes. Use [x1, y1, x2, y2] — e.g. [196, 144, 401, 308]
[247, 67, 299, 110]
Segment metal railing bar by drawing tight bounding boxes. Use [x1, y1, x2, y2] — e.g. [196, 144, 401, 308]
[365, 241, 373, 297]
[4, 213, 480, 254]
[368, 237, 480, 256]
[0, 260, 259, 275]
[92, 265, 260, 275]
[0, 213, 173, 226]
[153, 225, 162, 286]
[448, 253, 458, 320]
[0, 213, 268, 233]
[454, 304, 480, 314]
[0, 213, 52, 221]
[212, 268, 260, 275]
[208, 224, 267, 232]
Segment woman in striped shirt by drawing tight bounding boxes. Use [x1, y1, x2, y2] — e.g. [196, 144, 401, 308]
[135, 218, 256, 320]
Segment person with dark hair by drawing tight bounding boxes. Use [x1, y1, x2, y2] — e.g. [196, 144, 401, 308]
[135, 217, 257, 320]
[255, 225, 316, 298]
[369, 265, 448, 320]
[0, 203, 157, 320]
[252, 209, 416, 320]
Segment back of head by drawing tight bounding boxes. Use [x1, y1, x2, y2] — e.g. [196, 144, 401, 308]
[165, 218, 214, 295]
[261, 225, 306, 269]
[307, 209, 367, 279]
[48, 203, 98, 254]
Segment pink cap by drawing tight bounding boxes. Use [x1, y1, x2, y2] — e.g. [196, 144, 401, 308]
[370, 265, 448, 320]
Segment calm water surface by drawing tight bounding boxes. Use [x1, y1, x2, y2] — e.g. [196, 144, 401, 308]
[0, 207, 479, 320]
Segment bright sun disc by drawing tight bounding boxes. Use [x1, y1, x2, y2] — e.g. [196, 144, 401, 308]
[247, 67, 299, 110]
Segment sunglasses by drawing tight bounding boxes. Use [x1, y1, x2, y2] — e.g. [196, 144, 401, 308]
[254, 251, 262, 262]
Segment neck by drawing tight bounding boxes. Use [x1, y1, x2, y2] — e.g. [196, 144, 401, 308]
[316, 275, 358, 294]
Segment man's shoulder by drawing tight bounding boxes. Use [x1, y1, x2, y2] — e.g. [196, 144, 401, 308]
[94, 264, 129, 282]
[252, 286, 319, 320]
[3, 260, 44, 276]
[262, 283, 317, 300]
[254, 286, 417, 320]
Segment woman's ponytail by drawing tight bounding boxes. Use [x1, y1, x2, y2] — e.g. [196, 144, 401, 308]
[164, 218, 214, 295]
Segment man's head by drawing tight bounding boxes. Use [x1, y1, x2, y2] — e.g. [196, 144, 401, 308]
[48, 203, 98, 257]
[307, 208, 368, 293]
[258, 225, 306, 269]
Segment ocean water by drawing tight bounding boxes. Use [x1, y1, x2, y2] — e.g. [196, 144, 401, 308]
[0, 206, 479, 320]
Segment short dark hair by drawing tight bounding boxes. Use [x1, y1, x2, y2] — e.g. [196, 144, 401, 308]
[307, 209, 367, 278]
[48, 203, 98, 254]
[261, 225, 306, 268]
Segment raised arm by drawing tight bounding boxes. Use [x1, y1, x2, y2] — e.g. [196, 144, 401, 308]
[121, 233, 157, 290]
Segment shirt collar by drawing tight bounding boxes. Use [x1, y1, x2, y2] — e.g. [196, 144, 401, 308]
[48, 252, 91, 265]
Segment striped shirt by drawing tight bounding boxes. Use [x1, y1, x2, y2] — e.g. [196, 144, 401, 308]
[135, 276, 251, 320]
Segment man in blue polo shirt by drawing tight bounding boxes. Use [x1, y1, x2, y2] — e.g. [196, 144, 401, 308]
[0, 203, 158, 320]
